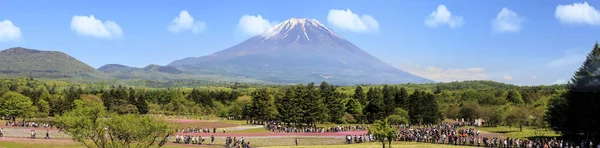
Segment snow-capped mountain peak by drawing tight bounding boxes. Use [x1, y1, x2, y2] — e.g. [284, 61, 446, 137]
[262, 18, 342, 40]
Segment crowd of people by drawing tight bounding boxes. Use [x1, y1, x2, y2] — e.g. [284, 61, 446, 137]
[225, 136, 251, 148]
[177, 127, 219, 133]
[385, 122, 598, 148]
[345, 134, 374, 144]
[173, 134, 214, 145]
[264, 122, 367, 133]
[5, 121, 54, 129]
[171, 134, 253, 148]
[27, 129, 50, 139]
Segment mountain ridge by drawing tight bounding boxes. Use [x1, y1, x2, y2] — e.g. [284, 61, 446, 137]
[169, 18, 433, 84]
[0, 47, 107, 79]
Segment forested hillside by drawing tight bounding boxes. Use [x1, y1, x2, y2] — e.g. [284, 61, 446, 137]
[0, 78, 564, 129]
[0, 47, 107, 79]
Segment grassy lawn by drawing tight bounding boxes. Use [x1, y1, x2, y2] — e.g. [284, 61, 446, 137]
[218, 120, 249, 125]
[0, 141, 81, 148]
[460, 126, 559, 139]
[263, 142, 472, 148]
[227, 127, 270, 133]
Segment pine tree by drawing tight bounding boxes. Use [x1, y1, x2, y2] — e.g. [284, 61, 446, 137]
[363, 87, 384, 123]
[395, 87, 409, 110]
[276, 87, 299, 125]
[408, 90, 423, 124]
[548, 42, 600, 142]
[421, 92, 441, 124]
[381, 85, 396, 116]
[302, 83, 326, 127]
[250, 88, 276, 124]
[128, 87, 137, 106]
[101, 90, 113, 111]
[354, 85, 367, 106]
[320, 81, 344, 123]
[136, 92, 149, 114]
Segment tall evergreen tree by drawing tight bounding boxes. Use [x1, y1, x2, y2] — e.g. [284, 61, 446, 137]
[395, 87, 409, 110]
[276, 87, 299, 125]
[381, 85, 396, 116]
[421, 92, 441, 124]
[363, 87, 384, 123]
[128, 87, 137, 106]
[547, 42, 600, 143]
[354, 85, 368, 106]
[136, 91, 149, 114]
[320, 81, 344, 123]
[250, 88, 276, 123]
[408, 90, 423, 124]
[301, 83, 326, 127]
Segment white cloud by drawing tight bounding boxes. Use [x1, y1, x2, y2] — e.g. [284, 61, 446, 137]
[466, 68, 485, 73]
[492, 8, 525, 33]
[327, 9, 380, 33]
[547, 50, 587, 67]
[0, 20, 22, 42]
[553, 79, 568, 84]
[397, 64, 491, 82]
[71, 15, 122, 39]
[238, 15, 274, 36]
[425, 5, 464, 28]
[168, 10, 207, 34]
[503, 75, 513, 80]
[555, 2, 600, 25]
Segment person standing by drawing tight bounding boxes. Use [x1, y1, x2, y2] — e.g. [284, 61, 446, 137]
[211, 135, 215, 145]
[295, 137, 298, 146]
[45, 130, 50, 139]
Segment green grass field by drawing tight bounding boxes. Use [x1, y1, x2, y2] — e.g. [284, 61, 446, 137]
[0, 141, 81, 148]
[459, 126, 559, 139]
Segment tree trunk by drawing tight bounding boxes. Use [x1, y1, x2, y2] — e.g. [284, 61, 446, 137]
[381, 141, 385, 148]
[519, 124, 522, 132]
[388, 139, 392, 148]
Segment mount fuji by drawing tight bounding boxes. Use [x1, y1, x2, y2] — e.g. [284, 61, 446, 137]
[169, 18, 432, 84]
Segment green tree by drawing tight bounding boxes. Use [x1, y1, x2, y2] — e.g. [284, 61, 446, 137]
[381, 85, 396, 117]
[276, 87, 300, 125]
[546, 93, 567, 134]
[320, 81, 345, 123]
[363, 87, 384, 123]
[353, 85, 367, 106]
[504, 106, 530, 131]
[459, 103, 480, 121]
[300, 83, 326, 127]
[136, 92, 149, 114]
[408, 90, 422, 124]
[388, 108, 409, 125]
[546, 42, 600, 142]
[506, 89, 524, 105]
[394, 87, 409, 110]
[0, 92, 38, 120]
[250, 88, 277, 123]
[56, 100, 172, 148]
[369, 118, 397, 148]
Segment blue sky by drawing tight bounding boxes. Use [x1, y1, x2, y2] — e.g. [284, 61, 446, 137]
[0, 0, 599, 85]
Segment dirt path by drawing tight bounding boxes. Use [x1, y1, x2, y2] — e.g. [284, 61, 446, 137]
[174, 130, 368, 137]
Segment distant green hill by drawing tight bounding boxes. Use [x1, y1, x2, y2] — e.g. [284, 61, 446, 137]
[0, 47, 107, 79]
[98, 63, 267, 83]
